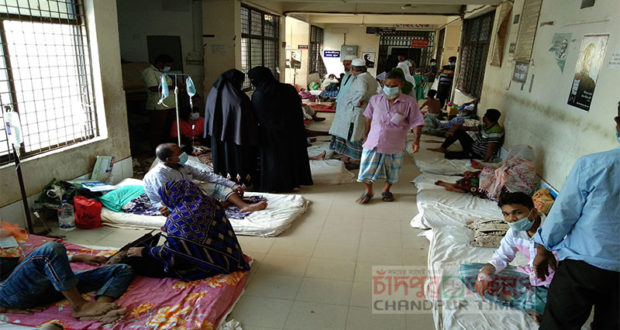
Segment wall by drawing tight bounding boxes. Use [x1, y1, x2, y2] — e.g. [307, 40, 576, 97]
[0, 0, 131, 223]
[440, 18, 462, 67]
[284, 17, 310, 88]
[117, 0, 204, 94]
[203, 0, 239, 90]
[476, 0, 620, 189]
[322, 24, 380, 77]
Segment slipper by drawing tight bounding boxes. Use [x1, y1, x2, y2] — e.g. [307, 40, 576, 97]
[356, 193, 373, 204]
[381, 191, 395, 202]
[313, 117, 326, 121]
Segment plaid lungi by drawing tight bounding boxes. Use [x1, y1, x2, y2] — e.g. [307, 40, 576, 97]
[357, 149, 404, 183]
[329, 136, 363, 160]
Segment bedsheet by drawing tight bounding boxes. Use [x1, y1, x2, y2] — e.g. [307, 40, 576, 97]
[426, 226, 536, 330]
[104, 178, 308, 236]
[410, 173, 503, 229]
[0, 235, 250, 329]
[408, 134, 475, 175]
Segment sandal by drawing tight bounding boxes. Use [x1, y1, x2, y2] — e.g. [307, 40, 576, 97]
[381, 191, 395, 202]
[356, 192, 373, 204]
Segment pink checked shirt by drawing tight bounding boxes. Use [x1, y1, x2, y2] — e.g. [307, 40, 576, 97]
[362, 93, 424, 154]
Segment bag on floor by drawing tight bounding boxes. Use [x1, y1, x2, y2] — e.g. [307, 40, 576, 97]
[73, 196, 102, 229]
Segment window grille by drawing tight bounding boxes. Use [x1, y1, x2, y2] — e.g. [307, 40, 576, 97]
[0, 0, 97, 166]
[240, 5, 279, 90]
[456, 11, 495, 98]
[377, 30, 435, 74]
[309, 25, 325, 76]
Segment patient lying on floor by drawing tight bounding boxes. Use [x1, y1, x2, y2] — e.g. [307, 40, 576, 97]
[144, 143, 267, 216]
[434, 145, 538, 201]
[458, 192, 556, 323]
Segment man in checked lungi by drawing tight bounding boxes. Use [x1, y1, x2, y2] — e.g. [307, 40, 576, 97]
[356, 69, 424, 204]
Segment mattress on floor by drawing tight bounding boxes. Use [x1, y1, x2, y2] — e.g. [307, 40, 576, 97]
[408, 134, 475, 175]
[103, 178, 308, 237]
[425, 226, 536, 330]
[0, 235, 250, 330]
[410, 173, 503, 229]
[309, 159, 355, 185]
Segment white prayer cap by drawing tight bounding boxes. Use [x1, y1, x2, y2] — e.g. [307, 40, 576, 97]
[351, 58, 366, 66]
[342, 55, 355, 62]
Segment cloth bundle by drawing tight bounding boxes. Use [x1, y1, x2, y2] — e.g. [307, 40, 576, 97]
[466, 218, 509, 248]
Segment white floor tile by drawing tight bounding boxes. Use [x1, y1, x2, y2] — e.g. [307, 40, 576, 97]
[304, 257, 356, 281]
[295, 277, 353, 305]
[284, 301, 348, 330]
[346, 306, 407, 330]
[229, 296, 293, 329]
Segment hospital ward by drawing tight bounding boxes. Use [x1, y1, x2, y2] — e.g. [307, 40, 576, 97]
[1, 0, 619, 329]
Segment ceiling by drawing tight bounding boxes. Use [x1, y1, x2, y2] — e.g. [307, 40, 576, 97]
[250, 0, 501, 16]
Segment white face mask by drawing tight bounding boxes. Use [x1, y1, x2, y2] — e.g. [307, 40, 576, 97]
[162, 66, 171, 73]
[190, 112, 200, 121]
[383, 86, 400, 99]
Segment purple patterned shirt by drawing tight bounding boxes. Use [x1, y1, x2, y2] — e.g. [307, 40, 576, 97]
[362, 93, 424, 154]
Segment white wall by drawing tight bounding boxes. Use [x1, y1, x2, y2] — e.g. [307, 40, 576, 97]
[475, 0, 620, 189]
[0, 0, 132, 225]
[284, 17, 310, 88]
[323, 25, 380, 77]
[117, 0, 204, 94]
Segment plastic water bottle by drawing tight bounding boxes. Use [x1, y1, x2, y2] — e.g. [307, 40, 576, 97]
[58, 200, 76, 231]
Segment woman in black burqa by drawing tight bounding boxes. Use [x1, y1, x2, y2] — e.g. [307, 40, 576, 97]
[204, 69, 258, 187]
[247, 66, 313, 192]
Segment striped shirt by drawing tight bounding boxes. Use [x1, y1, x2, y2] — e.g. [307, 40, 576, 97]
[470, 123, 504, 157]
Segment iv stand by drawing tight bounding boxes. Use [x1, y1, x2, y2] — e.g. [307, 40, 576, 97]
[164, 73, 193, 147]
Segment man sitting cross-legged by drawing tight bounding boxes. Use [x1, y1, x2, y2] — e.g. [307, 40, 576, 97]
[429, 108, 504, 162]
[0, 232, 133, 323]
[144, 143, 267, 216]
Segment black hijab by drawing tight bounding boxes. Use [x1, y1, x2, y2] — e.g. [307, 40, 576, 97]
[204, 69, 257, 145]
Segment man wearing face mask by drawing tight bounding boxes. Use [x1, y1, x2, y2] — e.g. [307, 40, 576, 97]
[459, 192, 554, 324]
[329, 58, 378, 166]
[143, 143, 267, 216]
[355, 69, 423, 204]
[142, 54, 176, 150]
[532, 102, 620, 330]
[437, 56, 457, 108]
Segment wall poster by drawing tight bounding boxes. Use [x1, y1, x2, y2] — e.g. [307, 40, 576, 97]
[548, 33, 571, 72]
[512, 61, 529, 82]
[567, 34, 608, 111]
[362, 52, 375, 68]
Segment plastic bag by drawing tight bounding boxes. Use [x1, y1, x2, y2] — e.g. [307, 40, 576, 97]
[73, 196, 102, 229]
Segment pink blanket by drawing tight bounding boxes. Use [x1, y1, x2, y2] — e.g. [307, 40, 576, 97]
[1, 235, 250, 329]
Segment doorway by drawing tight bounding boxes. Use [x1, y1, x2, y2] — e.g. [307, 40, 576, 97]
[377, 30, 435, 74]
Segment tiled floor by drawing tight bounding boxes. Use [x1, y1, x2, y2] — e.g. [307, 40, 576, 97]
[53, 144, 434, 330]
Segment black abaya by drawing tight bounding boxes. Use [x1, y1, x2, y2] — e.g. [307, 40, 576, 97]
[248, 66, 313, 192]
[204, 69, 258, 186]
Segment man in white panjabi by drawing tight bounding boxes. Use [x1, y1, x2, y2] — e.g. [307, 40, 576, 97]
[328, 58, 378, 165]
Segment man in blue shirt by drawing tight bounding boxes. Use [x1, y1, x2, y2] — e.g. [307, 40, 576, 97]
[533, 103, 620, 330]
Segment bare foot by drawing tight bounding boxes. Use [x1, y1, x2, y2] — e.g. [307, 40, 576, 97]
[79, 308, 126, 323]
[527, 311, 542, 324]
[428, 147, 446, 153]
[71, 301, 118, 318]
[239, 200, 268, 213]
[309, 151, 326, 160]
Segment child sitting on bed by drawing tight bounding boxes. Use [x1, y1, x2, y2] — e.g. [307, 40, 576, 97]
[458, 192, 556, 323]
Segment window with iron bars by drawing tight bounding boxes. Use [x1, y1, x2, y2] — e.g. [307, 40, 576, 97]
[240, 5, 279, 90]
[456, 11, 495, 98]
[309, 25, 326, 76]
[0, 0, 97, 167]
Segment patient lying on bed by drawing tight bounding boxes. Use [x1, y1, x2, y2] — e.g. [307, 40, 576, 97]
[144, 143, 267, 216]
[434, 145, 538, 201]
[120, 180, 250, 281]
[458, 192, 556, 323]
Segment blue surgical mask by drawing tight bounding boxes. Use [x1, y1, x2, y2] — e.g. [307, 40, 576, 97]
[162, 66, 171, 73]
[383, 86, 400, 99]
[190, 112, 200, 121]
[508, 216, 534, 232]
[616, 131, 620, 144]
[178, 152, 189, 165]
